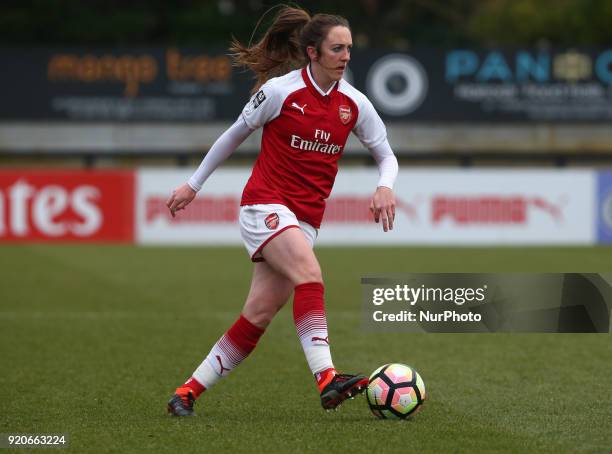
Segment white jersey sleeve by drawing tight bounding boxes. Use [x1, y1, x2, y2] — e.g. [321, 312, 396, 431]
[369, 139, 399, 189]
[339, 81, 398, 188]
[240, 70, 305, 130]
[187, 116, 253, 192]
[188, 70, 305, 191]
[352, 95, 388, 149]
[240, 82, 282, 130]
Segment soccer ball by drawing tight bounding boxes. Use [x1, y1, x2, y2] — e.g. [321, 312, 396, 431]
[366, 363, 426, 419]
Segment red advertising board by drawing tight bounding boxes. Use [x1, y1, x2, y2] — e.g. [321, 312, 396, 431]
[0, 170, 134, 242]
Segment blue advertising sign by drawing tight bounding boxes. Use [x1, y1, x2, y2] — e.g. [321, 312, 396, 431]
[597, 171, 612, 243]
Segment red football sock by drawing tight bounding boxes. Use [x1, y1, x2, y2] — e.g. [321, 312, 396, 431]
[176, 377, 206, 398]
[187, 314, 266, 392]
[226, 314, 265, 354]
[293, 282, 335, 376]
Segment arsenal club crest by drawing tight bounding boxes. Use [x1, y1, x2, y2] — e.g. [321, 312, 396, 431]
[339, 105, 352, 125]
[264, 213, 280, 230]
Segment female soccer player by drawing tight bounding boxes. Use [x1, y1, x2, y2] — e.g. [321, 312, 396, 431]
[166, 6, 398, 416]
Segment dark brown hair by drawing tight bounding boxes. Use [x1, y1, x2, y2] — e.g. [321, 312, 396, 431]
[230, 5, 350, 92]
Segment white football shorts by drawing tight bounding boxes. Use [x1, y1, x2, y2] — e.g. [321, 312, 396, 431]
[239, 204, 317, 262]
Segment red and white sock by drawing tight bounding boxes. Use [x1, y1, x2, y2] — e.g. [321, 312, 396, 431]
[176, 377, 206, 398]
[293, 282, 334, 377]
[188, 314, 264, 392]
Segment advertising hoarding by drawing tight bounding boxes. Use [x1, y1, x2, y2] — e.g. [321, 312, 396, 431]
[0, 170, 134, 242]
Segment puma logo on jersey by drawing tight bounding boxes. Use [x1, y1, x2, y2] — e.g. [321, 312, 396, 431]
[291, 102, 307, 115]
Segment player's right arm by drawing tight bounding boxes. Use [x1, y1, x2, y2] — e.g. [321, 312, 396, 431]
[166, 82, 281, 217]
[166, 116, 252, 217]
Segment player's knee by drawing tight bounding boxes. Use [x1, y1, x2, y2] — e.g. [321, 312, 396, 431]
[294, 262, 323, 285]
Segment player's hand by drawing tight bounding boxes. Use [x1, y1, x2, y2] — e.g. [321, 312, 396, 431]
[166, 183, 197, 218]
[370, 186, 396, 232]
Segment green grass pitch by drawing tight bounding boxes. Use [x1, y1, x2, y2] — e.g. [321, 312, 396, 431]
[1, 245, 611, 453]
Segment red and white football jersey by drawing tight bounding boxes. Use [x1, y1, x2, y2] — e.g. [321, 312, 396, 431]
[240, 66, 387, 228]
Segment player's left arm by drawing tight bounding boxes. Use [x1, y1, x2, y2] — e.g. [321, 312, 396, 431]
[351, 96, 399, 232]
[368, 140, 398, 232]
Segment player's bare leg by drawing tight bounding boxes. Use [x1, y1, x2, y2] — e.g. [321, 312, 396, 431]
[241, 261, 294, 328]
[261, 228, 368, 410]
[168, 262, 293, 416]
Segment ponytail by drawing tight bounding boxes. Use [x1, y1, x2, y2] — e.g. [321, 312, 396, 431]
[230, 6, 311, 93]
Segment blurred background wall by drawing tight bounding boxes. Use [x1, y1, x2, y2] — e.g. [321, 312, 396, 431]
[2, 0, 612, 166]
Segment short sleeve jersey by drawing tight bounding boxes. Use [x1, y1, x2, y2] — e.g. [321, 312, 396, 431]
[240, 67, 387, 229]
